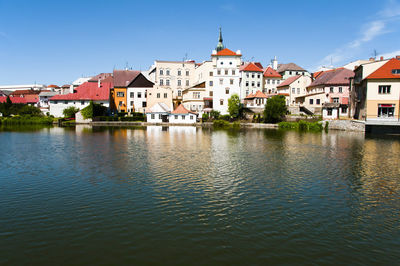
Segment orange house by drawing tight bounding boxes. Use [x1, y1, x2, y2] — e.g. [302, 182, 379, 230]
[111, 70, 140, 113]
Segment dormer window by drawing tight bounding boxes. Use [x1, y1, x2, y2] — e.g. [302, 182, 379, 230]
[392, 69, 400, 74]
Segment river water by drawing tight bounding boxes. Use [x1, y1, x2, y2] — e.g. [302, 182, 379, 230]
[0, 125, 399, 265]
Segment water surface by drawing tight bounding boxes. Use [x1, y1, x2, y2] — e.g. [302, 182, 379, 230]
[1, 126, 399, 265]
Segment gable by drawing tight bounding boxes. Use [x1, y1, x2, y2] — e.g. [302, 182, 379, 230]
[128, 74, 154, 88]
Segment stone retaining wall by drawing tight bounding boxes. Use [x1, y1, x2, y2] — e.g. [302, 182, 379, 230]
[323, 120, 365, 132]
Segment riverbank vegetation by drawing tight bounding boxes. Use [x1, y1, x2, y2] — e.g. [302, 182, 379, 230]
[278, 120, 325, 132]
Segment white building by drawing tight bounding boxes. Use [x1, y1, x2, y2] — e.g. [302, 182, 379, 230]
[211, 48, 242, 114]
[126, 72, 154, 113]
[263, 67, 282, 95]
[169, 104, 197, 124]
[145, 102, 171, 123]
[0, 84, 46, 92]
[239, 62, 264, 99]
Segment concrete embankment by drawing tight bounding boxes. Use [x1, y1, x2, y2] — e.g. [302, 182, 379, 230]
[322, 120, 365, 132]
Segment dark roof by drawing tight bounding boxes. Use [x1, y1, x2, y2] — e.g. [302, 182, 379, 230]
[113, 70, 140, 87]
[308, 68, 354, 87]
[277, 63, 305, 72]
[89, 73, 112, 82]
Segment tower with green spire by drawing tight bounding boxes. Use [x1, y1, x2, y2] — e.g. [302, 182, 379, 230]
[216, 27, 224, 52]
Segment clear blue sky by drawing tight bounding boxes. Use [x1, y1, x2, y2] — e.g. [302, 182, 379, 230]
[1, 0, 399, 85]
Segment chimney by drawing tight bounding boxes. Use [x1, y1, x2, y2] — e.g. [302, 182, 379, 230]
[369, 57, 375, 62]
[272, 56, 278, 70]
[380, 56, 384, 60]
[98, 79, 101, 88]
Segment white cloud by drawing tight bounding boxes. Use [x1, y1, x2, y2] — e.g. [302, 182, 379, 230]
[314, 0, 400, 71]
[379, 49, 400, 59]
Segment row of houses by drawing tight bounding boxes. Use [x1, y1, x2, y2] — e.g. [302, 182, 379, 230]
[2, 29, 399, 124]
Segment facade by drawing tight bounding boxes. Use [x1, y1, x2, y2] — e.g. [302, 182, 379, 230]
[126, 73, 154, 113]
[145, 102, 171, 123]
[38, 91, 59, 113]
[276, 75, 311, 106]
[111, 70, 140, 113]
[211, 48, 242, 114]
[169, 104, 197, 124]
[277, 63, 310, 80]
[147, 60, 196, 109]
[263, 66, 282, 95]
[299, 68, 354, 117]
[182, 81, 208, 114]
[240, 62, 264, 99]
[146, 86, 173, 112]
[49, 76, 113, 117]
[243, 90, 268, 113]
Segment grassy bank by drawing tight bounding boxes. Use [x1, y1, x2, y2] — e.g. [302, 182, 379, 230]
[213, 120, 241, 129]
[0, 115, 55, 125]
[278, 120, 326, 132]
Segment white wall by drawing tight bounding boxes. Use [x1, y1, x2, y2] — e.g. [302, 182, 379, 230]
[127, 87, 147, 113]
[146, 113, 166, 123]
[169, 113, 196, 124]
[49, 100, 109, 117]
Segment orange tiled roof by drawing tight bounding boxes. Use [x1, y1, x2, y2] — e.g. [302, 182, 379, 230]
[263, 67, 282, 78]
[366, 58, 400, 79]
[171, 104, 196, 114]
[241, 62, 263, 72]
[245, 90, 267, 99]
[213, 48, 239, 56]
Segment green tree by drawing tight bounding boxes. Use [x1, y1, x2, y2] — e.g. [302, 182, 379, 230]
[263, 95, 287, 123]
[81, 101, 107, 119]
[63, 106, 80, 118]
[210, 110, 220, 120]
[19, 105, 42, 116]
[228, 94, 240, 118]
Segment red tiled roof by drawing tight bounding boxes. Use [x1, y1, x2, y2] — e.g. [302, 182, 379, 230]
[172, 104, 196, 114]
[308, 68, 354, 88]
[240, 62, 263, 72]
[278, 93, 290, 96]
[24, 94, 39, 103]
[277, 75, 301, 87]
[366, 58, 400, 79]
[213, 48, 239, 56]
[245, 90, 267, 99]
[263, 67, 282, 78]
[10, 89, 40, 96]
[47, 84, 59, 88]
[0, 96, 27, 104]
[254, 62, 263, 69]
[50, 80, 112, 101]
[61, 84, 70, 88]
[113, 70, 140, 87]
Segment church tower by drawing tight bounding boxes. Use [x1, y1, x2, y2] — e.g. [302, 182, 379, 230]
[216, 27, 224, 52]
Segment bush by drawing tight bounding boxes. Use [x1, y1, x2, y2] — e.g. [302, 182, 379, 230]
[63, 106, 79, 118]
[213, 119, 231, 128]
[81, 101, 108, 119]
[219, 114, 231, 121]
[264, 95, 287, 123]
[278, 120, 323, 132]
[228, 94, 240, 118]
[202, 113, 209, 122]
[0, 115, 53, 125]
[210, 110, 220, 120]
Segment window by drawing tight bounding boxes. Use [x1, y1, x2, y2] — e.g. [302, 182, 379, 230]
[332, 98, 339, 103]
[277, 80, 280, 84]
[178, 70, 181, 76]
[252, 74, 255, 78]
[378, 104, 395, 117]
[81, 101, 84, 105]
[229, 61, 232, 65]
[117, 92, 125, 97]
[151, 114, 155, 119]
[378, 85, 391, 94]
[257, 82, 260, 87]
[209, 71, 213, 76]
[160, 79, 164, 86]
[166, 69, 170, 76]
[296, 72, 299, 75]
[130, 92, 134, 98]
[257, 74, 260, 78]
[297, 88, 300, 94]
[166, 79, 170, 86]
[138, 92, 142, 98]
[175, 115, 178, 119]
[246, 81, 249, 87]
[225, 70, 228, 75]
[232, 70, 235, 75]
[178, 90, 182, 96]
[246, 73, 249, 78]
[309, 99, 314, 105]
[246, 90, 249, 96]
[391, 69, 400, 74]
[267, 79, 270, 84]
[182, 115, 185, 120]
[119, 101, 123, 106]
[289, 71, 292, 75]
[330, 87, 334, 93]
[208, 81, 213, 87]
[64, 101, 68, 104]
[186, 80, 189, 86]
[316, 99, 320, 105]
[217, 70, 221, 75]
[251, 82, 255, 87]
[327, 108, 333, 116]
[164, 93, 167, 98]
[186, 70, 189, 76]
[142, 102, 146, 107]
[190, 115, 194, 120]
[220, 99, 224, 105]
[210, 91, 213, 96]
[130, 101, 133, 106]
[230, 79, 234, 85]
[220, 79, 223, 85]
[220, 62, 224, 65]
[339, 87, 343, 93]
[226, 88, 229, 94]
[157, 93, 160, 98]
[159, 69, 163, 75]
[341, 106, 347, 113]
[178, 80, 181, 86]
[193, 92, 200, 99]
[272, 80, 275, 84]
